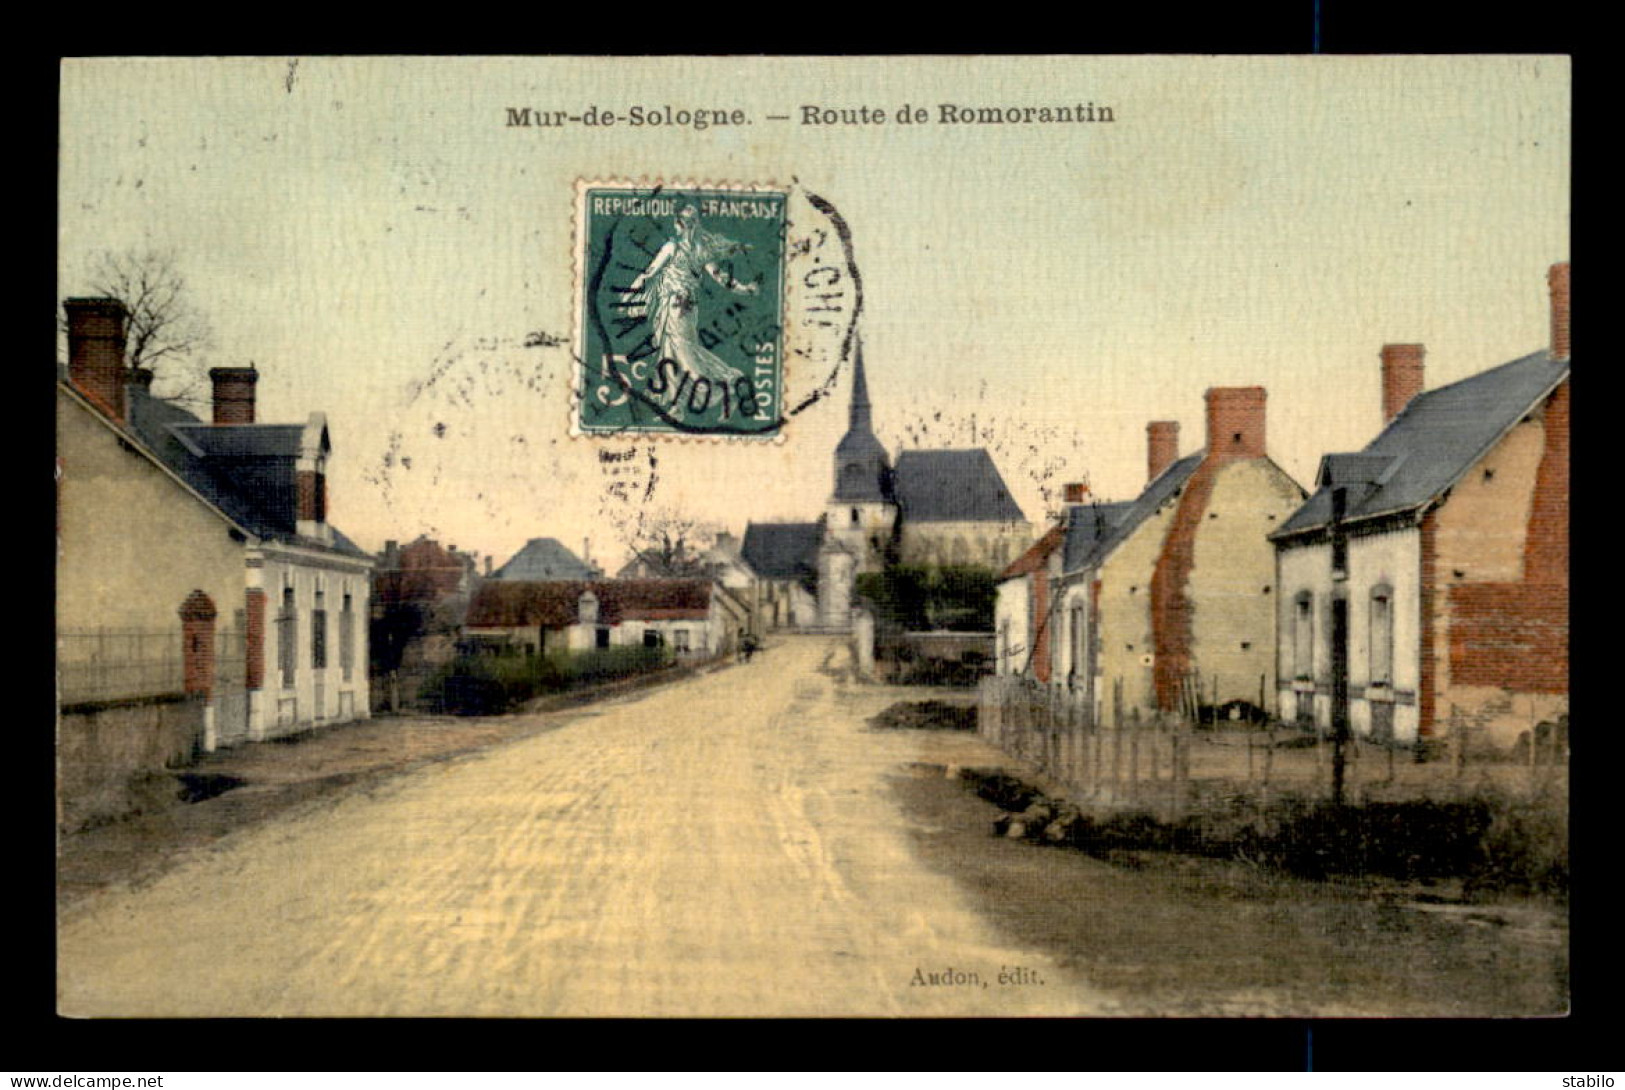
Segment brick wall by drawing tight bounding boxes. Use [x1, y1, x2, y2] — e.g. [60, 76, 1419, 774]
[1446, 584, 1567, 693]
[1443, 382, 1569, 698]
[245, 588, 267, 690]
[1418, 510, 1438, 736]
[178, 590, 217, 698]
[1033, 568, 1051, 682]
[1150, 460, 1220, 710]
[1525, 381, 1569, 585]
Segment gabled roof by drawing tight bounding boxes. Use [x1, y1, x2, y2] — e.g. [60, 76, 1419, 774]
[465, 579, 713, 628]
[491, 537, 597, 581]
[1061, 500, 1137, 573]
[740, 522, 824, 583]
[893, 449, 1027, 523]
[1061, 455, 1203, 575]
[111, 382, 367, 557]
[1274, 349, 1570, 538]
[998, 521, 1066, 581]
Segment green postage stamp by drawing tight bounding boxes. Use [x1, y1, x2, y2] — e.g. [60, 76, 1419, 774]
[573, 182, 790, 438]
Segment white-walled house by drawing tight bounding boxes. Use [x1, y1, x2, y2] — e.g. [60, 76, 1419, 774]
[57, 297, 372, 756]
[1270, 265, 1570, 750]
[464, 578, 749, 659]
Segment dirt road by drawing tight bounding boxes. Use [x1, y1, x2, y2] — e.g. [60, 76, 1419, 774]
[58, 637, 1112, 1017]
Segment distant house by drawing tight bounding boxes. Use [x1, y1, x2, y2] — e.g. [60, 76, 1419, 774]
[463, 578, 749, 659]
[995, 486, 1131, 682]
[57, 296, 372, 831]
[371, 535, 481, 675]
[740, 521, 823, 631]
[490, 537, 599, 581]
[1271, 264, 1569, 750]
[1008, 389, 1305, 722]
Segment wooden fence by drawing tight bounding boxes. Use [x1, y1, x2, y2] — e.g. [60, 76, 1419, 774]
[978, 675, 1568, 817]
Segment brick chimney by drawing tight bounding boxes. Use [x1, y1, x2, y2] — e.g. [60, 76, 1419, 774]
[1147, 421, 1180, 483]
[209, 365, 259, 424]
[1062, 481, 1090, 507]
[1549, 261, 1570, 361]
[1380, 344, 1426, 424]
[1204, 387, 1266, 462]
[64, 298, 128, 419]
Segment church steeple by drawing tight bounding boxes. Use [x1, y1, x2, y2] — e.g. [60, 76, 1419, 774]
[849, 336, 874, 434]
[832, 336, 892, 503]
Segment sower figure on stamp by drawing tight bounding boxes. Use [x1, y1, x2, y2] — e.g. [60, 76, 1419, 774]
[625, 204, 759, 386]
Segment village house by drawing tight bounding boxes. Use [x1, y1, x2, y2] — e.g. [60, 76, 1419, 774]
[744, 341, 1033, 633]
[489, 536, 600, 581]
[1000, 389, 1306, 723]
[739, 522, 823, 632]
[1270, 264, 1570, 750]
[463, 578, 750, 659]
[371, 535, 482, 679]
[57, 298, 372, 825]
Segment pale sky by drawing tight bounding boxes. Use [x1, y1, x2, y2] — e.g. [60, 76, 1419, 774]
[58, 56, 1570, 570]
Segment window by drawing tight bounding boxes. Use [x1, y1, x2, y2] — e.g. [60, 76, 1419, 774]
[1293, 592, 1314, 680]
[596, 627, 611, 649]
[311, 588, 327, 670]
[1369, 585, 1393, 686]
[277, 586, 296, 686]
[643, 630, 662, 648]
[674, 629, 691, 653]
[1070, 605, 1086, 679]
[851, 507, 860, 525]
[340, 592, 355, 681]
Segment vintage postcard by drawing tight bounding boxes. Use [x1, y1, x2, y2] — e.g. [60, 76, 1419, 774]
[55, 56, 1569, 1018]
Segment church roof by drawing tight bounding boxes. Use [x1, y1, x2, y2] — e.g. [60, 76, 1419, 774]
[893, 449, 1027, 523]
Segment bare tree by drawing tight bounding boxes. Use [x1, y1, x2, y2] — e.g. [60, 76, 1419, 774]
[67, 249, 214, 411]
[611, 504, 723, 578]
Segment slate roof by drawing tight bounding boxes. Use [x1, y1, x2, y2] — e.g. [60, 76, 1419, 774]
[1060, 500, 1137, 573]
[1274, 349, 1570, 538]
[832, 343, 893, 503]
[892, 449, 1027, 523]
[491, 537, 598, 581]
[107, 381, 367, 557]
[465, 579, 712, 628]
[1061, 455, 1204, 575]
[740, 522, 823, 587]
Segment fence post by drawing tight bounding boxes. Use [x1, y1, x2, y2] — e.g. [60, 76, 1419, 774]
[1111, 678, 1124, 804]
[1128, 706, 1140, 804]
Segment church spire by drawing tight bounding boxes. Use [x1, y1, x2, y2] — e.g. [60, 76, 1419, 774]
[849, 336, 873, 434]
[831, 333, 892, 503]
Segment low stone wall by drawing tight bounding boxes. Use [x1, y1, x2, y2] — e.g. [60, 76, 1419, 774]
[58, 694, 204, 832]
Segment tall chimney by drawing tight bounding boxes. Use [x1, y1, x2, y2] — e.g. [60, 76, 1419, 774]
[1204, 387, 1266, 462]
[1147, 421, 1180, 483]
[1549, 262, 1570, 361]
[209, 365, 259, 425]
[64, 298, 128, 420]
[1380, 344, 1426, 424]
